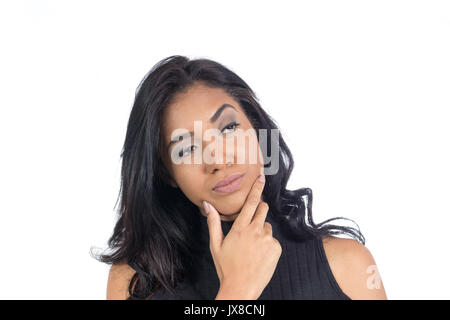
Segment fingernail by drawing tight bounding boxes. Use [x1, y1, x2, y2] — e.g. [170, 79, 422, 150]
[258, 174, 265, 182]
[202, 201, 210, 215]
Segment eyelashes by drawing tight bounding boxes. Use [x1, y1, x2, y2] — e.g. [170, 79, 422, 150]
[221, 121, 240, 133]
[176, 121, 241, 158]
[177, 145, 196, 158]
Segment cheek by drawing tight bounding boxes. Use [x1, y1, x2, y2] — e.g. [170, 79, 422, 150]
[234, 129, 265, 167]
[245, 163, 264, 189]
[244, 132, 265, 173]
[172, 166, 205, 202]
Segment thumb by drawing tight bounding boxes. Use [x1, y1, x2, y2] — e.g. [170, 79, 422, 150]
[204, 201, 224, 254]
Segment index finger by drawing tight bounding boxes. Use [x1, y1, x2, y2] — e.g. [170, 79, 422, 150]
[233, 174, 266, 228]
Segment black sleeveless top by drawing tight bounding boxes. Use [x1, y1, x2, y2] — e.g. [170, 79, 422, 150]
[149, 210, 351, 300]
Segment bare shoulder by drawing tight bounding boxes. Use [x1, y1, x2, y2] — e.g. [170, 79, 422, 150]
[106, 260, 137, 300]
[322, 236, 388, 300]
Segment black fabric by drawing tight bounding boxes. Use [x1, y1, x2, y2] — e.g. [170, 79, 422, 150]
[149, 210, 351, 300]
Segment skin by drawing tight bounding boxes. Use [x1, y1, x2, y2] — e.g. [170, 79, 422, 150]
[322, 236, 388, 299]
[160, 81, 265, 221]
[107, 240, 388, 300]
[106, 81, 388, 300]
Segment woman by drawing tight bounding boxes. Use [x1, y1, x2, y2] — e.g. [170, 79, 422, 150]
[93, 55, 387, 300]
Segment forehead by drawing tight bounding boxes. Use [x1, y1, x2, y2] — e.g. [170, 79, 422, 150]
[162, 83, 243, 140]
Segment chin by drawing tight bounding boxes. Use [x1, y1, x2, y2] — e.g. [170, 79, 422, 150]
[212, 193, 246, 215]
[215, 205, 242, 216]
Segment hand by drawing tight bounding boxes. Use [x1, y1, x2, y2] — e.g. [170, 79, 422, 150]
[204, 174, 282, 300]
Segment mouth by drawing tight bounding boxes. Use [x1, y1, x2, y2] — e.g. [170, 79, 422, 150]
[213, 173, 245, 194]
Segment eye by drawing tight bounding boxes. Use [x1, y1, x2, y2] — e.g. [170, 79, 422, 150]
[221, 121, 240, 134]
[178, 145, 197, 158]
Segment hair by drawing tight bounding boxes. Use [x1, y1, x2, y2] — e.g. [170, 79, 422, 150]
[91, 55, 365, 300]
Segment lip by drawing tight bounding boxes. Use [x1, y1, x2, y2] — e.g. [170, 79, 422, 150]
[213, 173, 245, 193]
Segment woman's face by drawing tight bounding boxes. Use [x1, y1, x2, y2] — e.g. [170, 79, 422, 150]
[161, 82, 265, 221]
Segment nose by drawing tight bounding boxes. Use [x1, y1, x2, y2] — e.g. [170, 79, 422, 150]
[207, 160, 233, 174]
[205, 144, 234, 174]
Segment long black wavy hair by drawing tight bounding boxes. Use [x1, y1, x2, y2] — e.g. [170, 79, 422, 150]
[91, 55, 365, 300]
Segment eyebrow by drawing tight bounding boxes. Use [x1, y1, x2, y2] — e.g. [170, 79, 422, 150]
[167, 103, 236, 149]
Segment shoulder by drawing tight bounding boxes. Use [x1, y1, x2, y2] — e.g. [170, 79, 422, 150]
[106, 260, 137, 300]
[321, 236, 387, 300]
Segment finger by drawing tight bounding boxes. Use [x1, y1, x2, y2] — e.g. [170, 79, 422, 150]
[234, 174, 266, 228]
[263, 221, 272, 235]
[251, 201, 269, 230]
[204, 201, 224, 255]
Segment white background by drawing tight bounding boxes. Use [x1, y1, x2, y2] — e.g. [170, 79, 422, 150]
[1, 0, 449, 299]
